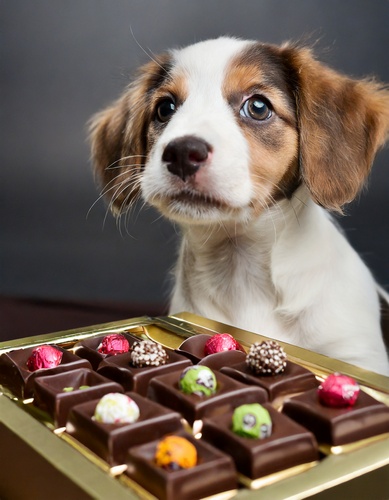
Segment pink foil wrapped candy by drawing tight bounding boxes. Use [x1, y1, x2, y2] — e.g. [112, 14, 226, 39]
[318, 373, 360, 407]
[97, 334, 130, 355]
[26, 345, 63, 371]
[204, 333, 244, 356]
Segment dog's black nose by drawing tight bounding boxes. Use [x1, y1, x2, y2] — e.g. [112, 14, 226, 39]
[162, 136, 211, 181]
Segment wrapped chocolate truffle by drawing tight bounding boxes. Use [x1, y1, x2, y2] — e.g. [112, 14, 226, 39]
[318, 373, 360, 408]
[26, 345, 63, 371]
[232, 403, 272, 439]
[94, 393, 140, 424]
[179, 366, 217, 397]
[282, 381, 389, 447]
[131, 340, 168, 368]
[155, 435, 197, 471]
[97, 334, 130, 355]
[246, 340, 287, 375]
[204, 333, 244, 356]
[0, 345, 91, 399]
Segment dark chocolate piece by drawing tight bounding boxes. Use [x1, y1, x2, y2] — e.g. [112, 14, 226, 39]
[176, 334, 213, 363]
[97, 348, 191, 396]
[147, 369, 268, 425]
[198, 350, 247, 371]
[73, 332, 139, 370]
[33, 368, 123, 427]
[125, 430, 237, 500]
[177, 333, 246, 368]
[66, 392, 183, 465]
[221, 360, 318, 401]
[202, 403, 319, 479]
[0, 346, 91, 399]
[282, 388, 389, 446]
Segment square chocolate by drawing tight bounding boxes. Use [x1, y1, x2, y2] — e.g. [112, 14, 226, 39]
[221, 360, 318, 401]
[147, 368, 268, 425]
[197, 349, 247, 371]
[73, 332, 139, 370]
[282, 388, 389, 446]
[33, 368, 123, 427]
[177, 333, 246, 368]
[125, 431, 237, 500]
[97, 348, 192, 396]
[66, 392, 183, 465]
[201, 403, 319, 480]
[176, 334, 214, 363]
[0, 345, 92, 399]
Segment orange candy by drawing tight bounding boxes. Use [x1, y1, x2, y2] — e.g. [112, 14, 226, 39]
[155, 436, 197, 470]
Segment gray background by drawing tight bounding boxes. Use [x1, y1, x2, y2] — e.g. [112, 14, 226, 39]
[1, 0, 389, 312]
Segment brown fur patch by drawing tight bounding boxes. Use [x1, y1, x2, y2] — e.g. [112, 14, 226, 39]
[145, 70, 189, 151]
[89, 53, 173, 214]
[223, 44, 300, 208]
[224, 41, 389, 212]
[278, 44, 389, 212]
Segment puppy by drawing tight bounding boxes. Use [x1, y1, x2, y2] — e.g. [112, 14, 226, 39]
[90, 37, 389, 375]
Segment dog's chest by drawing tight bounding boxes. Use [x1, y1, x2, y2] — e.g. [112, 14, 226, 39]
[175, 232, 280, 332]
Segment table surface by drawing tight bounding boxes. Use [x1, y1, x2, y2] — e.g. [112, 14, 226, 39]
[0, 296, 165, 342]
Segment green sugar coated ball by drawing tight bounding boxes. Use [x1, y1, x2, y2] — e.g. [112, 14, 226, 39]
[179, 366, 217, 397]
[232, 403, 272, 439]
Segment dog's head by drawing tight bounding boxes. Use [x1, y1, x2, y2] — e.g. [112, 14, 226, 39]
[90, 37, 389, 223]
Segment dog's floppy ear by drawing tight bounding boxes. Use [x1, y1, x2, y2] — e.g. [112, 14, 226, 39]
[89, 56, 171, 214]
[89, 95, 131, 210]
[283, 46, 389, 212]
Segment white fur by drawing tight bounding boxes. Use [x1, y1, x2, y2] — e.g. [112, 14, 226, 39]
[139, 38, 389, 375]
[142, 39, 255, 224]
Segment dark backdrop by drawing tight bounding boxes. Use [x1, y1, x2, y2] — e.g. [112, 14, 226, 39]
[1, 0, 389, 313]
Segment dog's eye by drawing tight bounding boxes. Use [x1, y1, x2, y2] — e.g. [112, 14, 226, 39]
[155, 98, 176, 123]
[240, 96, 272, 121]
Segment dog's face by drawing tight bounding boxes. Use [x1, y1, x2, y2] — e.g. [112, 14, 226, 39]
[140, 38, 299, 225]
[90, 37, 389, 223]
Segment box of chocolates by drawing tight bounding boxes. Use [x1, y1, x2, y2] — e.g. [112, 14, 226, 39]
[0, 313, 388, 499]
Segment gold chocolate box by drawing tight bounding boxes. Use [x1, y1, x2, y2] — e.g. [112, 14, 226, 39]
[1, 312, 388, 500]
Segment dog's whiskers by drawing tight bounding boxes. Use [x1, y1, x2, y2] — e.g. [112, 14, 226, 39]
[87, 173, 130, 220]
[105, 154, 147, 171]
[130, 26, 170, 75]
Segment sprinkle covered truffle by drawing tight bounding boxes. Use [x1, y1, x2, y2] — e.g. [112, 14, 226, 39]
[246, 340, 287, 375]
[155, 435, 197, 470]
[130, 340, 168, 368]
